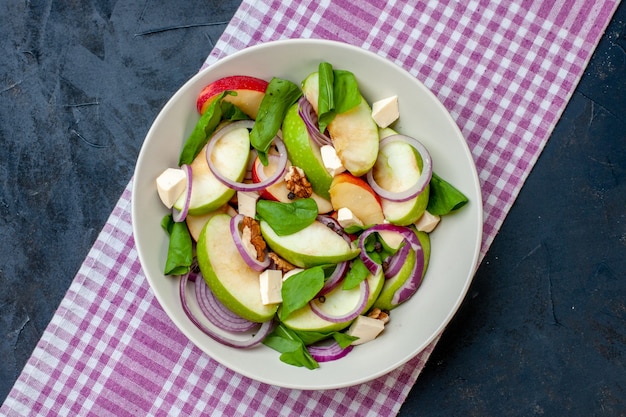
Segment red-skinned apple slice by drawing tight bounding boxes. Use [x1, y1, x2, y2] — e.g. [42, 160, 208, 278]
[329, 172, 384, 226]
[196, 75, 269, 119]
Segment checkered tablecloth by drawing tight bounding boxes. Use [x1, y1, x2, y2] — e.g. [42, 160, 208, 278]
[2, 0, 620, 415]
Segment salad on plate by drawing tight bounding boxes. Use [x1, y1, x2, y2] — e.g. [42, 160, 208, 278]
[154, 62, 468, 369]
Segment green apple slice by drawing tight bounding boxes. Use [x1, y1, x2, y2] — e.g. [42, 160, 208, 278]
[302, 72, 379, 177]
[373, 230, 431, 311]
[281, 103, 333, 199]
[373, 138, 430, 225]
[260, 220, 359, 268]
[196, 213, 278, 322]
[175, 125, 250, 215]
[281, 270, 384, 333]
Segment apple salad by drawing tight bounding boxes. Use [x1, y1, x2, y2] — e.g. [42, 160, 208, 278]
[156, 62, 468, 368]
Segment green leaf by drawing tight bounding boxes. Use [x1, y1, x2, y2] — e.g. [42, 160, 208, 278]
[292, 329, 333, 346]
[161, 215, 193, 275]
[178, 91, 234, 166]
[292, 329, 358, 348]
[250, 77, 302, 164]
[263, 324, 319, 369]
[426, 172, 469, 215]
[256, 198, 318, 236]
[343, 223, 365, 235]
[342, 257, 370, 290]
[332, 69, 360, 113]
[220, 101, 251, 121]
[279, 266, 325, 321]
[316, 63, 361, 134]
[317, 62, 335, 134]
[332, 331, 358, 348]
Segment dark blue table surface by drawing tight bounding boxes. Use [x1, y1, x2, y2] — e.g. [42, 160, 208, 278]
[1, 1, 624, 415]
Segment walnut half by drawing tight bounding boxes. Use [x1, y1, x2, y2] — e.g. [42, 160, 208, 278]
[284, 166, 313, 199]
[241, 216, 266, 261]
[268, 252, 296, 273]
[367, 307, 390, 324]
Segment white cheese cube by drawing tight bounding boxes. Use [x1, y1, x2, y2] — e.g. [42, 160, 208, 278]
[346, 315, 385, 345]
[320, 145, 346, 176]
[337, 207, 364, 229]
[371, 96, 399, 128]
[282, 268, 304, 282]
[259, 269, 283, 305]
[156, 168, 187, 209]
[414, 210, 441, 233]
[237, 191, 259, 218]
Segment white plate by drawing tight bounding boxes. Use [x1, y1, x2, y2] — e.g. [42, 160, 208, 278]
[132, 39, 483, 390]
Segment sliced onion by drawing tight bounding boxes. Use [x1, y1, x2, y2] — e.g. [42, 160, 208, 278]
[366, 134, 433, 202]
[194, 273, 258, 333]
[252, 153, 286, 183]
[206, 120, 288, 192]
[357, 224, 426, 306]
[358, 224, 422, 276]
[390, 245, 425, 306]
[179, 272, 274, 348]
[308, 340, 354, 363]
[317, 261, 349, 297]
[316, 214, 352, 245]
[230, 214, 270, 271]
[309, 279, 369, 323]
[298, 96, 332, 147]
[172, 164, 192, 222]
[383, 238, 410, 279]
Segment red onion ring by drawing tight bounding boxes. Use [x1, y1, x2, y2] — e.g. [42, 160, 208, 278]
[383, 238, 410, 279]
[172, 164, 192, 222]
[390, 245, 425, 306]
[179, 272, 274, 348]
[194, 273, 258, 333]
[309, 279, 369, 323]
[205, 120, 288, 192]
[316, 215, 352, 245]
[308, 341, 354, 363]
[298, 96, 332, 147]
[230, 214, 270, 272]
[358, 224, 422, 276]
[365, 134, 433, 202]
[252, 154, 286, 183]
[317, 261, 349, 297]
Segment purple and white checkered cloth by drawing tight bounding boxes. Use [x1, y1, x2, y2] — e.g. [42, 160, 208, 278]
[2, 0, 620, 415]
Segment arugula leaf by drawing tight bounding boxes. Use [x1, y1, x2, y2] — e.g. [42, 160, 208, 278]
[279, 267, 325, 321]
[250, 77, 302, 164]
[161, 215, 193, 275]
[316, 63, 361, 133]
[427, 172, 469, 215]
[178, 91, 234, 166]
[263, 324, 319, 369]
[256, 198, 318, 236]
[342, 257, 370, 290]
